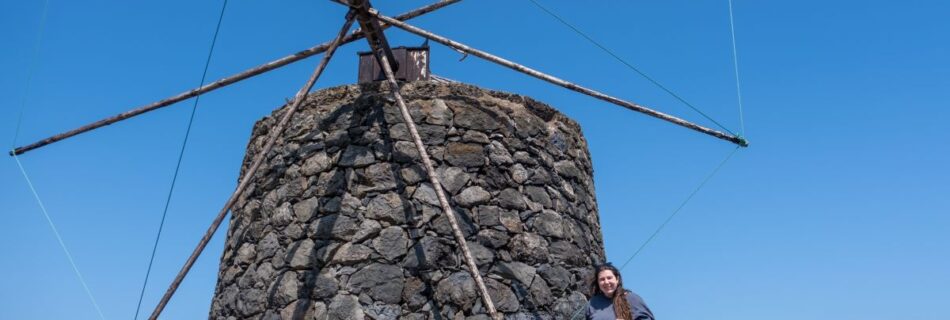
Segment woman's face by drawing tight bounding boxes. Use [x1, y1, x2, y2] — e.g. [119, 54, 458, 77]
[597, 269, 619, 297]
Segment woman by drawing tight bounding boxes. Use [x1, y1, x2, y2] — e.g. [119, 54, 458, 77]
[586, 263, 655, 320]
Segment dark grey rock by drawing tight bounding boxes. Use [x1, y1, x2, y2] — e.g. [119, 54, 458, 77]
[306, 269, 339, 300]
[402, 236, 457, 269]
[509, 233, 549, 264]
[402, 276, 429, 309]
[484, 278, 520, 312]
[476, 205, 501, 226]
[435, 272, 477, 310]
[530, 210, 563, 238]
[495, 188, 527, 210]
[445, 142, 485, 167]
[393, 140, 420, 162]
[452, 103, 500, 131]
[476, 228, 510, 249]
[339, 145, 375, 167]
[365, 192, 408, 225]
[467, 242, 495, 267]
[492, 261, 537, 286]
[372, 226, 409, 261]
[357, 162, 398, 194]
[309, 214, 360, 241]
[524, 186, 552, 209]
[538, 264, 572, 293]
[554, 160, 581, 179]
[348, 263, 405, 304]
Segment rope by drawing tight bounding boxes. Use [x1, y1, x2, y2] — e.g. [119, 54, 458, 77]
[727, 0, 746, 136]
[525, 0, 737, 136]
[12, 0, 50, 149]
[133, 1, 229, 319]
[569, 146, 741, 319]
[10, 2, 106, 319]
[13, 155, 108, 320]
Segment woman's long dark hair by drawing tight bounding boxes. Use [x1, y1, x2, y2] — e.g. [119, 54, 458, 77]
[590, 263, 633, 320]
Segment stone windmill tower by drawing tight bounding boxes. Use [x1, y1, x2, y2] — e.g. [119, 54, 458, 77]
[11, 1, 746, 319]
[208, 78, 605, 319]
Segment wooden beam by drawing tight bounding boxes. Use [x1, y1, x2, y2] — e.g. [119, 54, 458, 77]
[146, 14, 357, 320]
[9, 0, 463, 156]
[344, 2, 502, 318]
[370, 10, 749, 147]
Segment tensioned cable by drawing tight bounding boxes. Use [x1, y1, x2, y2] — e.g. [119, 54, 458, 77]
[727, 0, 746, 136]
[13, 155, 108, 320]
[11, 2, 107, 319]
[12, 0, 50, 149]
[132, 1, 229, 319]
[617, 146, 739, 270]
[569, 146, 741, 319]
[525, 0, 737, 137]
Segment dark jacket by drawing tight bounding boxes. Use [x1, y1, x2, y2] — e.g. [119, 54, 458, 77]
[586, 290, 655, 320]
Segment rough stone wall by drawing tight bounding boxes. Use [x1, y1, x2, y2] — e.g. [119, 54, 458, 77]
[209, 81, 605, 319]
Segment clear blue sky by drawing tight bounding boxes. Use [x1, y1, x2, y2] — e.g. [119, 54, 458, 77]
[3, 1, 948, 319]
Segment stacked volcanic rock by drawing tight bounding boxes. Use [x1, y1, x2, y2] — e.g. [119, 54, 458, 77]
[209, 81, 606, 320]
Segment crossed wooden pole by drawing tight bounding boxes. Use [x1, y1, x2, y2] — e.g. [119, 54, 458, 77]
[12, 1, 748, 318]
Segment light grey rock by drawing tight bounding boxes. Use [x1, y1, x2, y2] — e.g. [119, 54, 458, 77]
[509, 233, 549, 264]
[236, 243, 256, 266]
[438, 166, 470, 195]
[327, 295, 363, 320]
[487, 140, 513, 164]
[510, 163, 529, 184]
[352, 219, 382, 243]
[272, 202, 294, 227]
[292, 197, 319, 222]
[462, 130, 490, 144]
[300, 151, 334, 176]
[287, 239, 315, 269]
[412, 183, 440, 206]
[331, 243, 372, 265]
[499, 209, 524, 233]
[454, 186, 490, 207]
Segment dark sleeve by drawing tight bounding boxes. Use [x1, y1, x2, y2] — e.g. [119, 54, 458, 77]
[626, 291, 655, 320]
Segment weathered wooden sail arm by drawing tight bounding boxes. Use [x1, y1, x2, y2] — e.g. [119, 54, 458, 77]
[369, 9, 749, 147]
[9, 0, 462, 156]
[344, 1, 503, 318]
